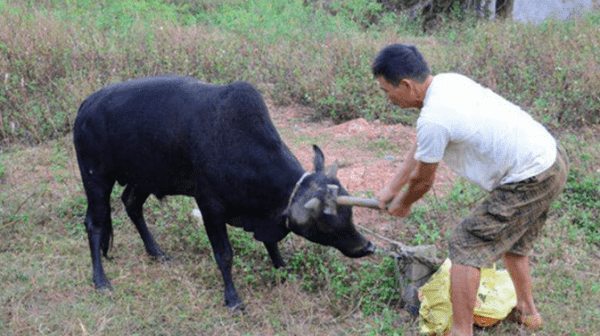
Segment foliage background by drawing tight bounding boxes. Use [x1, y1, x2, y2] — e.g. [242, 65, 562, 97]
[1, 0, 599, 147]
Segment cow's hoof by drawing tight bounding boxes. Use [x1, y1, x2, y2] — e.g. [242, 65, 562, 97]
[149, 248, 170, 262]
[102, 254, 114, 261]
[226, 302, 246, 315]
[272, 266, 291, 285]
[153, 253, 172, 263]
[94, 280, 113, 292]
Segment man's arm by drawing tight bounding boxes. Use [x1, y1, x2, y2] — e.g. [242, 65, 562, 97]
[386, 160, 438, 217]
[376, 142, 419, 208]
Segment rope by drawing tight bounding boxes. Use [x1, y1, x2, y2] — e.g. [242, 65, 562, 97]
[356, 223, 442, 270]
[284, 171, 313, 229]
[357, 223, 442, 311]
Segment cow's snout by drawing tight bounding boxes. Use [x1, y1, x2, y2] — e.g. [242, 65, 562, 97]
[360, 241, 376, 256]
[343, 240, 375, 258]
[365, 241, 376, 254]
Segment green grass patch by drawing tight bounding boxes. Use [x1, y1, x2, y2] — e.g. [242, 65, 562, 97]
[1, 124, 600, 336]
[561, 170, 600, 245]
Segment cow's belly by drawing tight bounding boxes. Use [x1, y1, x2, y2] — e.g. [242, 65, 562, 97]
[116, 164, 197, 198]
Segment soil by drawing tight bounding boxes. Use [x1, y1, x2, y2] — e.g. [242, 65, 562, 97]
[267, 103, 457, 243]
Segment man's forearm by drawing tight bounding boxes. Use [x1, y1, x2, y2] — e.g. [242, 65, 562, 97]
[399, 173, 434, 208]
[387, 143, 418, 193]
[395, 161, 438, 213]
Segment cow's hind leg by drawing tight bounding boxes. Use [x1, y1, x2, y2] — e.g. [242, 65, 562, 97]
[196, 198, 243, 311]
[83, 177, 115, 290]
[121, 185, 166, 260]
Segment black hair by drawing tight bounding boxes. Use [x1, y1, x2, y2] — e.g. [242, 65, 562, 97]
[371, 44, 430, 85]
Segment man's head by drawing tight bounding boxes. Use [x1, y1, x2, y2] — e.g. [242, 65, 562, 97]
[372, 44, 432, 109]
[372, 44, 430, 84]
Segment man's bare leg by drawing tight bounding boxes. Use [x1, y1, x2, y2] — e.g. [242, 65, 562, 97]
[448, 263, 481, 336]
[503, 252, 543, 329]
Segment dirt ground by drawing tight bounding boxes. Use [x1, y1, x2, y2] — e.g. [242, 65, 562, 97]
[267, 103, 457, 242]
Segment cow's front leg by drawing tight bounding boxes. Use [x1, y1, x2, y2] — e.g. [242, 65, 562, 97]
[264, 242, 285, 269]
[206, 222, 242, 310]
[198, 203, 243, 311]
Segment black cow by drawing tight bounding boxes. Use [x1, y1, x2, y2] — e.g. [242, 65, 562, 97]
[73, 75, 374, 310]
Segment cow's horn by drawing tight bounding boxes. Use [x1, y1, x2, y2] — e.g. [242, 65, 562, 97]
[304, 197, 321, 210]
[336, 196, 380, 209]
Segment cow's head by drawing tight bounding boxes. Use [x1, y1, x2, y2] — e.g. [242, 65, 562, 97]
[283, 145, 375, 258]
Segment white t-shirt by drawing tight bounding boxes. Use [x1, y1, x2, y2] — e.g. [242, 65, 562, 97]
[414, 73, 557, 192]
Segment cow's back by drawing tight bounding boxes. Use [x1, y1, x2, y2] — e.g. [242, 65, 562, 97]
[73, 75, 301, 206]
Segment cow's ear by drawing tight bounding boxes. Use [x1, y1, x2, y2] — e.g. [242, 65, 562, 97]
[312, 144, 325, 173]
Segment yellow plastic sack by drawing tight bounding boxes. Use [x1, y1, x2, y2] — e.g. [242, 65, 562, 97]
[418, 259, 517, 335]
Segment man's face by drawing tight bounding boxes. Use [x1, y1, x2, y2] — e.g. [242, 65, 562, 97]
[377, 76, 418, 109]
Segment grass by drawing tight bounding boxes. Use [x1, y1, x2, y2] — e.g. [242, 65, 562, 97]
[1, 1, 600, 335]
[2, 127, 599, 336]
[0, 133, 413, 335]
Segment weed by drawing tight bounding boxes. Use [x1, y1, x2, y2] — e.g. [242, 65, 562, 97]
[367, 308, 404, 336]
[561, 170, 600, 244]
[446, 179, 486, 210]
[367, 138, 399, 158]
[406, 204, 440, 245]
[358, 257, 401, 315]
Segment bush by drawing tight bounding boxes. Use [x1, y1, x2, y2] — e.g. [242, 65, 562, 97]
[1, 0, 598, 147]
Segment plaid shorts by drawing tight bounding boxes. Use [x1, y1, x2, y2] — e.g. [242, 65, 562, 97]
[448, 145, 569, 268]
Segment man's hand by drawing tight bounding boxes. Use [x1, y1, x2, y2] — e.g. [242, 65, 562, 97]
[376, 143, 418, 212]
[386, 195, 412, 217]
[376, 187, 411, 217]
[377, 161, 439, 218]
[375, 187, 395, 211]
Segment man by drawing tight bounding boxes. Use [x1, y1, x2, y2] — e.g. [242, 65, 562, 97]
[372, 44, 568, 335]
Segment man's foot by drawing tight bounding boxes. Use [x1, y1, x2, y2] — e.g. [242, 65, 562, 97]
[506, 308, 543, 330]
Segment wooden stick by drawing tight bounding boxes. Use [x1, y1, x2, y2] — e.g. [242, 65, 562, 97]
[336, 196, 380, 209]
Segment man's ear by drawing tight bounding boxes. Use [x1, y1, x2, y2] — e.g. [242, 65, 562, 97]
[402, 78, 420, 99]
[399, 78, 414, 90]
